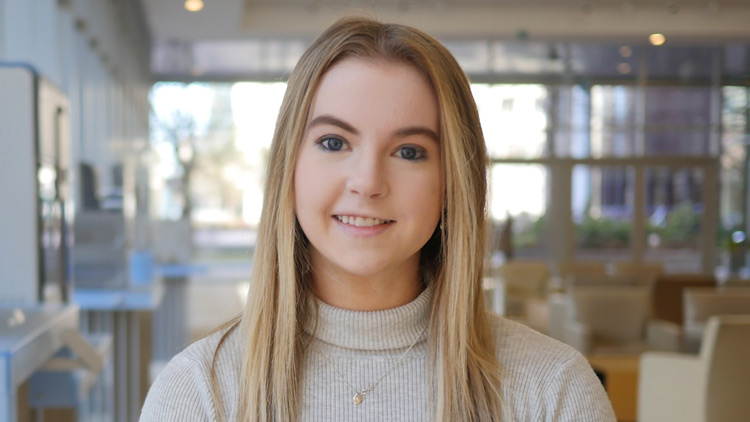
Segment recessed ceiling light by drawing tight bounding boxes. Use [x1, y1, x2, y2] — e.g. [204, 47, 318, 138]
[619, 46, 633, 58]
[185, 0, 204, 12]
[649, 33, 666, 46]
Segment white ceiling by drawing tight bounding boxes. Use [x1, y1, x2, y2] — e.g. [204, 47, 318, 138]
[142, 0, 750, 43]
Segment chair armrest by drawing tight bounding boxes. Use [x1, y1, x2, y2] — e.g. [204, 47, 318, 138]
[563, 319, 592, 353]
[638, 352, 703, 422]
[646, 319, 683, 351]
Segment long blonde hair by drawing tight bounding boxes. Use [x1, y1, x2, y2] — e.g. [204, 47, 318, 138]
[214, 16, 503, 421]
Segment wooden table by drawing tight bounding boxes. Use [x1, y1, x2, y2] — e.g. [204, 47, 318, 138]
[587, 354, 640, 422]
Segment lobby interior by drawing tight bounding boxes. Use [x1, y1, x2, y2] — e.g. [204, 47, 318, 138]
[1, 0, 750, 421]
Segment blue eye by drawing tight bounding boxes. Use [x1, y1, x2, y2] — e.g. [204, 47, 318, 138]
[318, 137, 346, 152]
[397, 146, 425, 161]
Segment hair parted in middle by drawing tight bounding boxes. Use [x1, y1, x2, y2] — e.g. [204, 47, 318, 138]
[222, 16, 505, 422]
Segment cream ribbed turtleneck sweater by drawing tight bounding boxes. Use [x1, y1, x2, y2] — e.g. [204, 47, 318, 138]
[140, 287, 615, 421]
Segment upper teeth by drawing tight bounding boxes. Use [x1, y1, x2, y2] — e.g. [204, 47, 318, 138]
[336, 216, 387, 227]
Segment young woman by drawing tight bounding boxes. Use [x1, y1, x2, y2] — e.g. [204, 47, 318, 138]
[141, 17, 615, 422]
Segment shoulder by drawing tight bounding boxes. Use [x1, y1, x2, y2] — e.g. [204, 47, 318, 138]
[139, 326, 243, 422]
[487, 314, 616, 422]
[489, 313, 580, 372]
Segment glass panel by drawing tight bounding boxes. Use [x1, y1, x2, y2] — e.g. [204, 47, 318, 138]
[720, 131, 746, 228]
[646, 46, 716, 81]
[489, 41, 566, 75]
[473, 84, 548, 159]
[554, 85, 591, 157]
[444, 41, 490, 74]
[572, 165, 634, 260]
[723, 86, 749, 131]
[152, 39, 309, 79]
[644, 167, 704, 272]
[590, 85, 639, 157]
[644, 86, 715, 156]
[568, 44, 640, 80]
[720, 87, 748, 262]
[489, 164, 549, 260]
[723, 44, 750, 80]
[644, 130, 713, 156]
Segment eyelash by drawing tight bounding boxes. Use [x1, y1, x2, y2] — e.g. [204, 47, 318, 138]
[396, 145, 427, 161]
[314, 136, 428, 161]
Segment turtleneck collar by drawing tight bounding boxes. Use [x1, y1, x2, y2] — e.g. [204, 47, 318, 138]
[304, 284, 432, 351]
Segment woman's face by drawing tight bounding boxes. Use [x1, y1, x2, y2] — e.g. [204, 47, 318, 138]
[293, 57, 443, 294]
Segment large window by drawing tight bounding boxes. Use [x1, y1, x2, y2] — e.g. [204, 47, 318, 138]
[573, 165, 634, 261]
[150, 42, 749, 273]
[644, 167, 704, 272]
[488, 164, 549, 260]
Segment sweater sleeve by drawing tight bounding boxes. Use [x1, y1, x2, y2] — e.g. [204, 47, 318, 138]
[542, 352, 617, 422]
[139, 352, 217, 422]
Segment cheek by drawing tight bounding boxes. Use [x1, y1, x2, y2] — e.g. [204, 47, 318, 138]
[294, 153, 334, 221]
[293, 159, 313, 220]
[410, 172, 444, 221]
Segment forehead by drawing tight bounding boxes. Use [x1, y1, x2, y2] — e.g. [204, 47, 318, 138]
[307, 57, 439, 130]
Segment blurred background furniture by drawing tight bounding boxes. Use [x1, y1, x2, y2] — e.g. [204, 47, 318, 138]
[587, 354, 639, 422]
[28, 330, 113, 422]
[638, 315, 750, 422]
[0, 305, 80, 421]
[650, 274, 716, 326]
[682, 287, 750, 352]
[554, 286, 653, 354]
[565, 274, 652, 291]
[643, 274, 717, 351]
[497, 260, 550, 298]
[611, 261, 664, 279]
[495, 261, 550, 330]
[73, 284, 164, 422]
[558, 261, 607, 278]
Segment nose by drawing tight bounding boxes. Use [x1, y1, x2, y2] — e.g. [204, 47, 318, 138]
[346, 150, 389, 199]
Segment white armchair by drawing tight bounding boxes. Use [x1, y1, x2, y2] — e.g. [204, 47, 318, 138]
[638, 315, 750, 422]
[558, 286, 652, 354]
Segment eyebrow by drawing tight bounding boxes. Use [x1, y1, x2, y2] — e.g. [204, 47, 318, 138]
[394, 126, 439, 143]
[307, 114, 439, 143]
[307, 114, 359, 135]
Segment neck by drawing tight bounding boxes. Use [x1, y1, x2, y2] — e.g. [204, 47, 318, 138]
[304, 283, 432, 350]
[310, 267, 423, 311]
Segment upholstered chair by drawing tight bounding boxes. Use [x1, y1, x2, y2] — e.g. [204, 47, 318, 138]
[560, 286, 652, 354]
[638, 315, 750, 422]
[682, 287, 750, 352]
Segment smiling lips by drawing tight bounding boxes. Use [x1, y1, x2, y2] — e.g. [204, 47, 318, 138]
[335, 215, 392, 227]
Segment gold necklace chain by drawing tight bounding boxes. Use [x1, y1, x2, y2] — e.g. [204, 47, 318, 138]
[311, 325, 427, 405]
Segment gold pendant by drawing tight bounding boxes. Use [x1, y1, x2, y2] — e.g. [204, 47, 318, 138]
[353, 392, 363, 405]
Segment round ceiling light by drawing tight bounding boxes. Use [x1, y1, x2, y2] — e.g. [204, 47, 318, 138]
[649, 33, 666, 46]
[185, 0, 204, 12]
